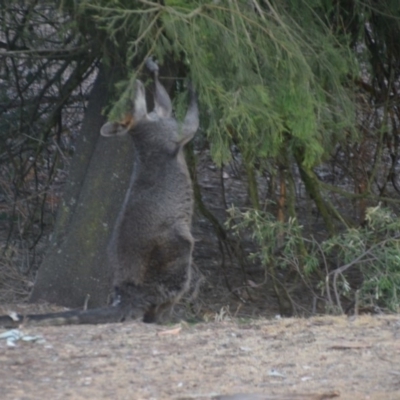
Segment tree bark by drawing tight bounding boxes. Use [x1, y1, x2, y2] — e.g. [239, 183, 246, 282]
[30, 66, 134, 308]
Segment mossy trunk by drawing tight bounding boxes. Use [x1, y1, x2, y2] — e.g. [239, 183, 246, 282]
[30, 66, 134, 308]
[244, 159, 260, 210]
[293, 151, 335, 236]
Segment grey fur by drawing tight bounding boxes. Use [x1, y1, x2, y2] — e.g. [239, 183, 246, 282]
[103, 69, 199, 323]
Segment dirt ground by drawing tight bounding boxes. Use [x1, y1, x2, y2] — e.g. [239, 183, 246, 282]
[0, 314, 399, 400]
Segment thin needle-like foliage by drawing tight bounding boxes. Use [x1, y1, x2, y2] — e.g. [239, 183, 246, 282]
[82, 0, 357, 167]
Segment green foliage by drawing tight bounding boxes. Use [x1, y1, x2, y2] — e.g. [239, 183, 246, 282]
[323, 205, 400, 312]
[227, 206, 312, 273]
[78, 0, 357, 167]
[229, 204, 400, 313]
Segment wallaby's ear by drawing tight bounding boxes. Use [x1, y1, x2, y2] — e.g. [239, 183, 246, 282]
[146, 57, 172, 118]
[179, 82, 199, 146]
[100, 121, 129, 137]
[101, 80, 148, 137]
[133, 80, 148, 121]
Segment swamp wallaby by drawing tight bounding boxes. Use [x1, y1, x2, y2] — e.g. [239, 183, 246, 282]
[0, 59, 199, 327]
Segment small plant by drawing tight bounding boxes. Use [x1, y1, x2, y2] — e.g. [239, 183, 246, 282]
[227, 207, 308, 272]
[323, 205, 400, 313]
[228, 204, 400, 314]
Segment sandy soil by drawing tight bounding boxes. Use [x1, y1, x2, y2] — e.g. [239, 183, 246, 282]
[1, 314, 399, 400]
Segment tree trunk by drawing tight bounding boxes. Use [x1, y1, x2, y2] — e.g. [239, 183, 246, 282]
[30, 66, 134, 308]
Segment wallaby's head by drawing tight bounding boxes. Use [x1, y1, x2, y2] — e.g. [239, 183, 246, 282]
[100, 61, 199, 156]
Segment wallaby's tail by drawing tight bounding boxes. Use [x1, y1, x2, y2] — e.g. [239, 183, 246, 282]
[0, 306, 125, 328]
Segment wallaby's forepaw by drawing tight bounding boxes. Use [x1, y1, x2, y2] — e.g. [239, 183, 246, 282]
[145, 57, 159, 74]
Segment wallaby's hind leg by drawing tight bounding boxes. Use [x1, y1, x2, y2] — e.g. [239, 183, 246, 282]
[114, 252, 192, 324]
[144, 264, 204, 323]
[112, 284, 178, 323]
[143, 260, 194, 324]
[143, 300, 175, 323]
